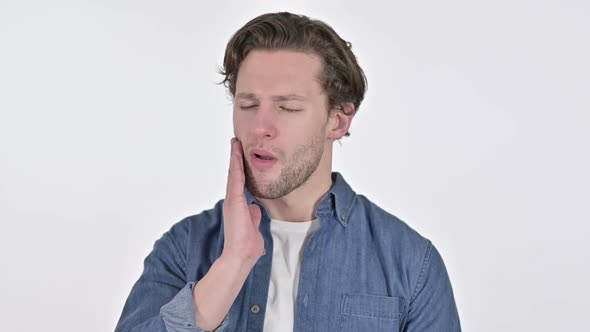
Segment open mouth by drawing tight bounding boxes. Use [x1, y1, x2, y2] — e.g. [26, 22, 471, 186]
[250, 149, 277, 170]
[255, 153, 274, 160]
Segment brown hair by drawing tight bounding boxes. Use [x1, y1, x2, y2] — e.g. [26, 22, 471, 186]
[220, 12, 367, 137]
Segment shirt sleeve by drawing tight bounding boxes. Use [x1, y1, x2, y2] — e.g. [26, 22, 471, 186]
[160, 282, 229, 332]
[114, 227, 229, 332]
[404, 242, 462, 332]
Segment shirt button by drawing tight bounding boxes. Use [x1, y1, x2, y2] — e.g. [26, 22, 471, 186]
[262, 249, 266, 256]
[341, 215, 348, 222]
[251, 305, 261, 314]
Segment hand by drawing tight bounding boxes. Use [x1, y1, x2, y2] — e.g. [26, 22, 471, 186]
[221, 138, 265, 263]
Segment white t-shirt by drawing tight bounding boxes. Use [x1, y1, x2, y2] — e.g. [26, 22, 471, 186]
[262, 218, 320, 332]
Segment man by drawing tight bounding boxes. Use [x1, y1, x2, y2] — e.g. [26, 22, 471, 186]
[115, 12, 461, 332]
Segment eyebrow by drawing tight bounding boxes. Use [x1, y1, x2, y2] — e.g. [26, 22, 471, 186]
[235, 93, 306, 102]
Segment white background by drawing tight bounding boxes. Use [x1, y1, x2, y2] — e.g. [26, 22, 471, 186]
[1, 1, 588, 331]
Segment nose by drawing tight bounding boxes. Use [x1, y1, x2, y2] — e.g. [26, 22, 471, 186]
[251, 103, 278, 140]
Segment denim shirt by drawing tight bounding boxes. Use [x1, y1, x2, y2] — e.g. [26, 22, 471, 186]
[115, 172, 461, 332]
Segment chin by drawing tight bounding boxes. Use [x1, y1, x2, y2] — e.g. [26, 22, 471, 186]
[244, 163, 273, 192]
[245, 179, 276, 199]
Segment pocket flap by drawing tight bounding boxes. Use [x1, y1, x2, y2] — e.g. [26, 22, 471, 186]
[341, 293, 406, 320]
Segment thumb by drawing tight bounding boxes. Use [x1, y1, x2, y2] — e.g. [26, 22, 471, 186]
[248, 204, 262, 229]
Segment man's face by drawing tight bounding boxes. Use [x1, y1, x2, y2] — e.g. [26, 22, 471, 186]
[233, 49, 330, 199]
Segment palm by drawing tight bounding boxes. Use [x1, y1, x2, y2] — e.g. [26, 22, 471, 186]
[222, 138, 264, 261]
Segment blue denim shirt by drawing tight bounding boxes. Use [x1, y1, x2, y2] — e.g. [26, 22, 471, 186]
[115, 172, 461, 332]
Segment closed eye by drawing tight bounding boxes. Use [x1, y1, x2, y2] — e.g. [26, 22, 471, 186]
[280, 106, 302, 112]
[239, 104, 258, 110]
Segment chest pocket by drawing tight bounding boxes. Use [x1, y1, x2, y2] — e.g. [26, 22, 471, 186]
[338, 293, 407, 332]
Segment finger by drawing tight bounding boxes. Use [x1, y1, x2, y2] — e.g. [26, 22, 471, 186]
[248, 204, 262, 229]
[226, 137, 246, 201]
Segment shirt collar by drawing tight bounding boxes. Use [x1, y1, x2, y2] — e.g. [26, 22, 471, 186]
[244, 172, 357, 227]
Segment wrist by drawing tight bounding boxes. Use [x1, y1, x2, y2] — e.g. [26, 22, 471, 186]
[219, 251, 259, 271]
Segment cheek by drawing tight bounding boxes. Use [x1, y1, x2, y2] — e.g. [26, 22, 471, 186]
[285, 124, 325, 150]
[293, 117, 327, 139]
[232, 110, 247, 136]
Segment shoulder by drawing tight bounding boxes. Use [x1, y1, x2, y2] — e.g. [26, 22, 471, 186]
[353, 194, 430, 247]
[154, 199, 226, 274]
[162, 199, 225, 249]
[352, 194, 436, 281]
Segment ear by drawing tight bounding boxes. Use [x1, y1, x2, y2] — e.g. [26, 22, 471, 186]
[327, 102, 355, 140]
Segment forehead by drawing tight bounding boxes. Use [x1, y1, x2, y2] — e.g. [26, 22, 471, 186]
[235, 49, 324, 98]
